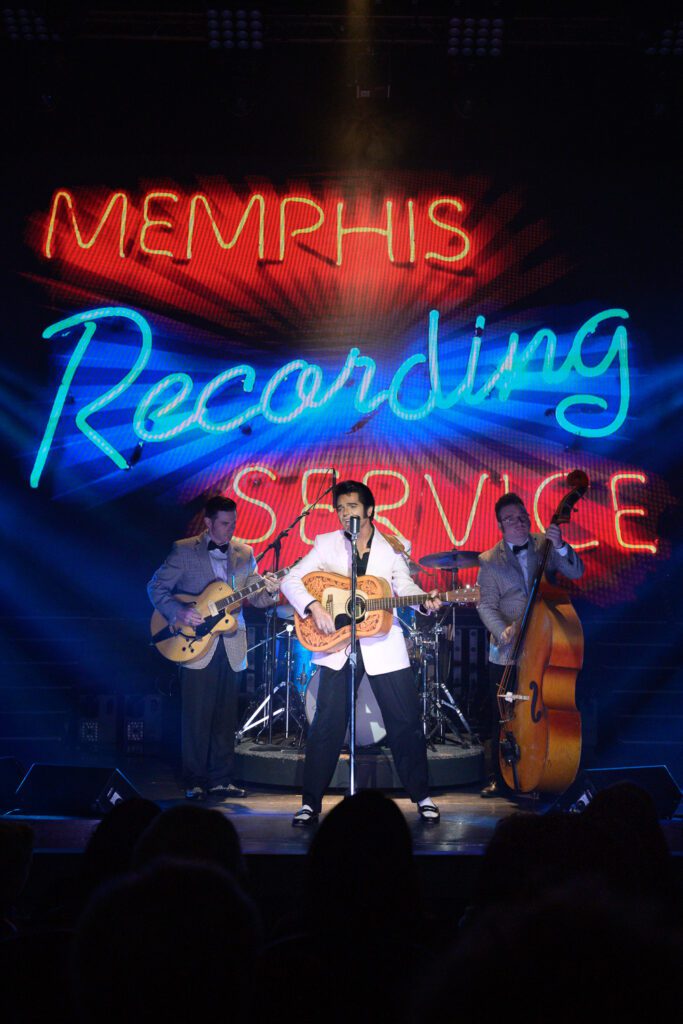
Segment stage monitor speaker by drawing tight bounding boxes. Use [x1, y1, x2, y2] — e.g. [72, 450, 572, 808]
[14, 763, 142, 817]
[0, 757, 25, 811]
[549, 764, 681, 820]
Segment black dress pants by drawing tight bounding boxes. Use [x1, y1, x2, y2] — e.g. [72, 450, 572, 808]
[483, 662, 511, 786]
[179, 641, 240, 788]
[302, 650, 429, 812]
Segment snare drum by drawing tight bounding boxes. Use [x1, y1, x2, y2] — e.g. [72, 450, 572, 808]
[305, 669, 387, 747]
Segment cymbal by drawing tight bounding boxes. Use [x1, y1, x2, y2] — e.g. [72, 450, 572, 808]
[418, 550, 480, 571]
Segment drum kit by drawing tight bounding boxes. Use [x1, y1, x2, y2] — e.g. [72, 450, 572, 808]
[236, 549, 481, 750]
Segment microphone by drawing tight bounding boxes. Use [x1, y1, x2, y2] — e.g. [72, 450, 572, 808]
[349, 515, 361, 537]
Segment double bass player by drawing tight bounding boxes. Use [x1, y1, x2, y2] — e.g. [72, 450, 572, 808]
[476, 492, 585, 797]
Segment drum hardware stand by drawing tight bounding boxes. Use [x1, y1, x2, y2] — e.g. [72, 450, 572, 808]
[236, 679, 305, 745]
[236, 625, 305, 745]
[435, 601, 474, 741]
[415, 618, 473, 748]
[438, 568, 477, 740]
[236, 691, 284, 743]
[415, 550, 481, 741]
[256, 473, 338, 743]
[254, 682, 305, 745]
[282, 621, 298, 740]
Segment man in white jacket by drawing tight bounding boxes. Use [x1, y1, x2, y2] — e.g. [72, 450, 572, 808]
[281, 480, 441, 826]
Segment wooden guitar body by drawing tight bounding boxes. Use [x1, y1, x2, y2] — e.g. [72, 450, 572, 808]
[294, 572, 394, 654]
[150, 561, 298, 664]
[150, 581, 239, 664]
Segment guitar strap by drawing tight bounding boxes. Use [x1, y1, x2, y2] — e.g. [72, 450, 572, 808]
[380, 531, 409, 555]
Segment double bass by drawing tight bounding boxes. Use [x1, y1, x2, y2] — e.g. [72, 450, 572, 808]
[497, 470, 589, 795]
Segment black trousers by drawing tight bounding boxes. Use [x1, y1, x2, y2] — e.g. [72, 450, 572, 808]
[178, 642, 240, 788]
[483, 662, 510, 786]
[302, 651, 430, 812]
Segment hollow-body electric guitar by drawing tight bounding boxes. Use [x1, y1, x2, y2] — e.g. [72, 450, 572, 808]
[150, 562, 298, 664]
[294, 571, 480, 654]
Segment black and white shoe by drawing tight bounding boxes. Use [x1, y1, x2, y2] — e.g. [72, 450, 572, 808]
[417, 800, 440, 824]
[292, 805, 319, 827]
[207, 783, 247, 799]
[185, 786, 205, 801]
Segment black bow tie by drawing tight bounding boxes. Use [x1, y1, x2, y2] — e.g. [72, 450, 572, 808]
[208, 541, 229, 554]
[512, 542, 529, 555]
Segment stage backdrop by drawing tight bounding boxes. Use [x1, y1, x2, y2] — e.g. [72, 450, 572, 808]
[20, 171, 675, 606]
[4, 164, 682, 775]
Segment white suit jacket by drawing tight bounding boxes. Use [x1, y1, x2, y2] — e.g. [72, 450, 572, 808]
[280, 528, 423, 674]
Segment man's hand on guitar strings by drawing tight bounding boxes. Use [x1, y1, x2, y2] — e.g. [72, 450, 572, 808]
[177, 605, 203, 628]
[422, 589, 442, 614]
[262, 572, 281, 595]
[310, 601, 336, 635]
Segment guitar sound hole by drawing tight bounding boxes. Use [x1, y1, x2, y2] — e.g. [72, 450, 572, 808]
[343, 595, 366, 623]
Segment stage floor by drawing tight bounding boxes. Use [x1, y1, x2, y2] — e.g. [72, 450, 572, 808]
[12, 752, 683, 857]
[10, 753, 683, 938]
[21, 789, 523, 856]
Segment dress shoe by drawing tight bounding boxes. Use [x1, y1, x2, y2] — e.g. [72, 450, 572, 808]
[207, 783, 247, 799]
[417, 800, 441, 824]
[185, 786, 205, 801]
[480, 778, 500, 798]
[292, 805, 319, 827]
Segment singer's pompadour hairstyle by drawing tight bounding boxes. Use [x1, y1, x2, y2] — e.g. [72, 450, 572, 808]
[333, 480, 375, 520]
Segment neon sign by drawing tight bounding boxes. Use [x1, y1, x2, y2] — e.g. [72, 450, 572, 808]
[30, 305, 630, 488]
[232, 464, 660, 559]
[181, 461, 663, 605]
[43, 189, 472, 267]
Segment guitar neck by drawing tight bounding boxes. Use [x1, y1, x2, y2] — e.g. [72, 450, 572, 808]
[214, 565, 291, 611]
[367, 590, 450, 611]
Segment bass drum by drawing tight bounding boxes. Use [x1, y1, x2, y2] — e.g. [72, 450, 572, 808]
[305, 669, 386, 747]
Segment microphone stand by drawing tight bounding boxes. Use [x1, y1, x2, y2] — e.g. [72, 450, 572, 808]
[348, 514, 361, 797]
[265, 535, 281, 744]
[255, 477, 337, 744]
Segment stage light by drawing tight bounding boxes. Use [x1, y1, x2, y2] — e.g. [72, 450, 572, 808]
[645, 19, 683, 56]
[447, 12, 503, 58]
[207, 6, 264, 50]
[2, 5, 60, 43]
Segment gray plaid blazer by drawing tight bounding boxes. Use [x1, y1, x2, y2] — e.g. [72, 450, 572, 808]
[476, 533, 585, 665]
[147, 531, 275, 671]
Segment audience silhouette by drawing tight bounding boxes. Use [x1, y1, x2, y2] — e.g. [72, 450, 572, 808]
[74, 860, 260, 1024]
[1, 781, 681, 1024]
[132, 802, 245, 880]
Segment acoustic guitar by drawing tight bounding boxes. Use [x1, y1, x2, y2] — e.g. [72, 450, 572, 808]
[150, 562, 298, 664]
[294, 571, 480, 654]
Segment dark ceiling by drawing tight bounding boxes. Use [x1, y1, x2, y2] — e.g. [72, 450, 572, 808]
[4, 3, 683, 174]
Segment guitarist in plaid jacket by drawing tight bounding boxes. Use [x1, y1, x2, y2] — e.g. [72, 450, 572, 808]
[148, 495, 279, 800]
